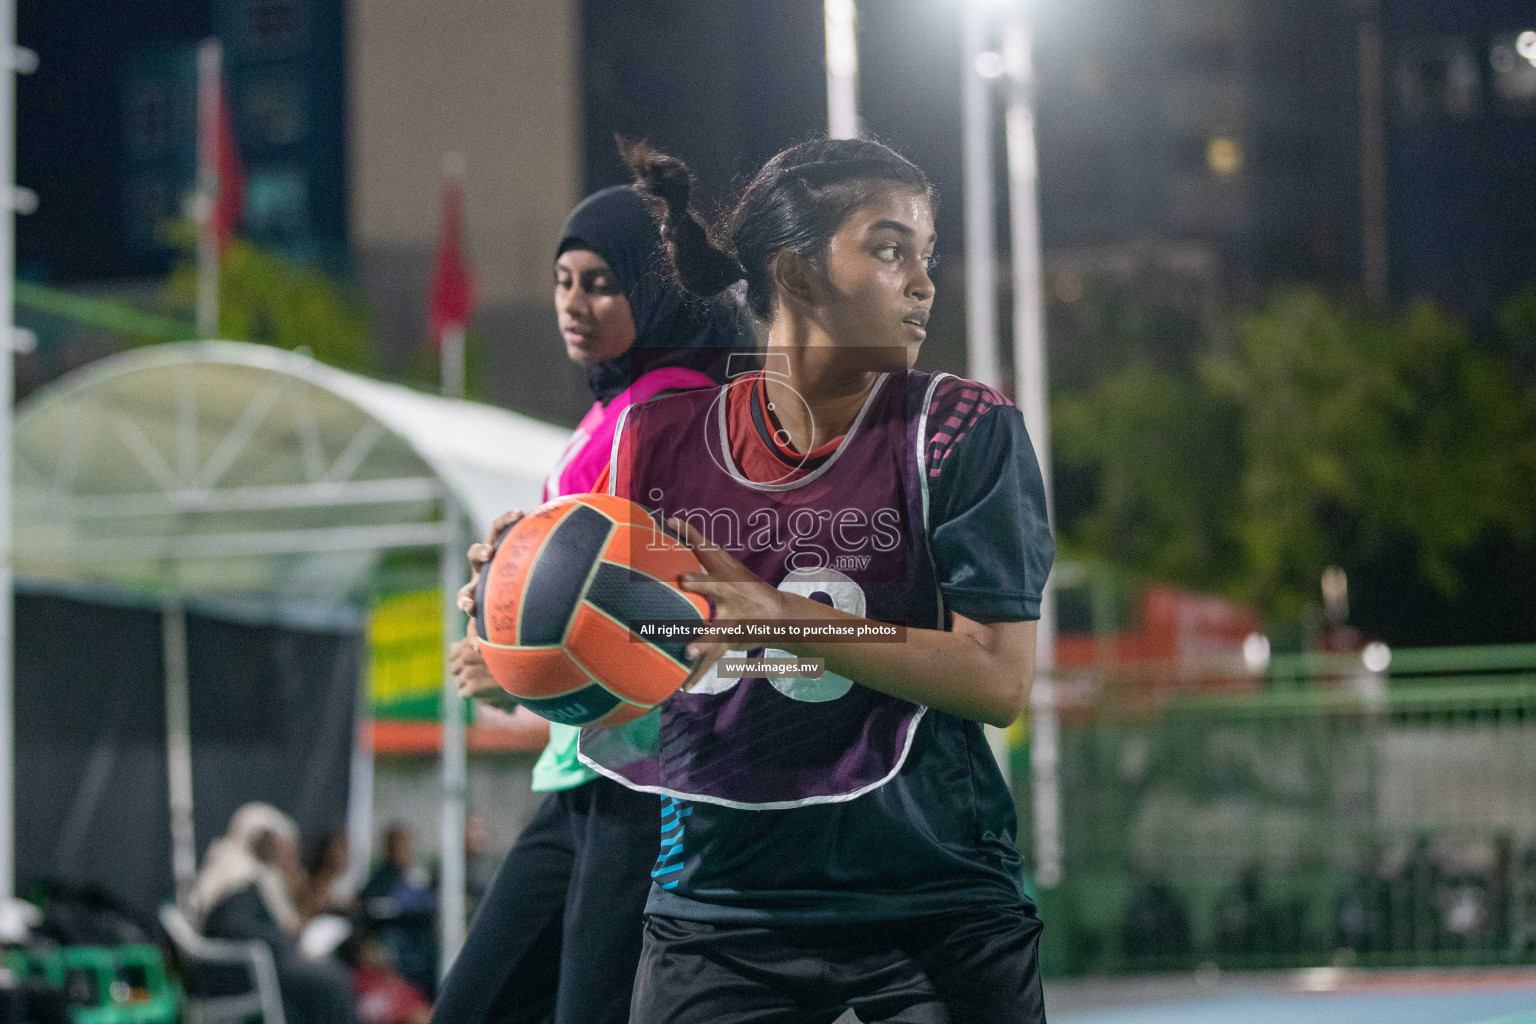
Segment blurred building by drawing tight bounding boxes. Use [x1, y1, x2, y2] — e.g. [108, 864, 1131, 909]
[347, 0, 581, 422]
[18, 0, 1535, 416]
[19, 0, 585, 420]
[580, 0, 824, 211]
[1374, 0, 1536, 315]
[1031, 0, 1536, 322]
[19, 0, 349, 280]
[1032, 0, 1358, 343]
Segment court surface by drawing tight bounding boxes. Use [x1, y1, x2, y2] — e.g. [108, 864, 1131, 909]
[1044, 967, 1536, 1024]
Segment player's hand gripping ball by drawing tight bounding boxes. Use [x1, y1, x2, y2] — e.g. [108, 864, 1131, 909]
[472, 494, 709, 727]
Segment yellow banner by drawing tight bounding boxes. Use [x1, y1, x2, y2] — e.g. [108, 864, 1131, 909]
[368, 590, 443, 718]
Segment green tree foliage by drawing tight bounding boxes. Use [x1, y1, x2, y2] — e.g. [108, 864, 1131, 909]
[1054, 287, 1536, 623]
[1054, 363, 1242, 591]
[1499, 281, 1536, 373]
[166, 231, 377, 376]
[1218, 291, 1535, 616]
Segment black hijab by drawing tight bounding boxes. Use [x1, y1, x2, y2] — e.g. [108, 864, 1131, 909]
[556, 185, 751, 403]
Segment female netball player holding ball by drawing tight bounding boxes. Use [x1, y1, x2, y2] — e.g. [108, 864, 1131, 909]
[434, 182, 747, 1024]
[571, 138, 1055, 1023]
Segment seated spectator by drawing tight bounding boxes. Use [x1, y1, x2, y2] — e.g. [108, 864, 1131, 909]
[191, 803, 358, 1024]
[463, 815, 494, 920]
[359, 825, 436, 999]
[303, 830, 358, 920]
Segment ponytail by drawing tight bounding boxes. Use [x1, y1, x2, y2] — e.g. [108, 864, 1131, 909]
[619, 137, 746, 301]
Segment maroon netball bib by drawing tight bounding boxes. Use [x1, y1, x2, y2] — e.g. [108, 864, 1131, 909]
[579, 370, 950, 809]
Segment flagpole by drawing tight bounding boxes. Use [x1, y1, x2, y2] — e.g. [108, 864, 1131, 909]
[195, 38, 221, 340]
[438, 152, 467, 401]
[437, 151, 468, 975]
[440, 327, 465, 401]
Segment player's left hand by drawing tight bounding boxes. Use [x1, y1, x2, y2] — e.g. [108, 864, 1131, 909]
[669, 517, 786, 689]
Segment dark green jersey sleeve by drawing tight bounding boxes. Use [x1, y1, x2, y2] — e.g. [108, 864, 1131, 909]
[925, 379, 1054, 623]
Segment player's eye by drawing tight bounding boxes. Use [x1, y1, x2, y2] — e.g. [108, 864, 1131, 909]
[922, 253, 939, 273]
[874, 243, 900, 262]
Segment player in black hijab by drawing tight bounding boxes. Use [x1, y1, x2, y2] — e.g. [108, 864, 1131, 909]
[433, 182, 748, 1024]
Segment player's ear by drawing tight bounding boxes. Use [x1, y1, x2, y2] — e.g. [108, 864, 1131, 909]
[770, 250, 820, 315]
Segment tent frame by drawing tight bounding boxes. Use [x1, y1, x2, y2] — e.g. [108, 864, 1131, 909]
[13, 342, 568, 972]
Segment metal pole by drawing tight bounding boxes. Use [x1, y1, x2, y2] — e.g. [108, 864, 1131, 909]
[343, 673, 374, 898]
[163, 601, 197, 910]
[436, 151, 469, 974]
[964, 1, 1008, 780]
[824, 0, 860, 138]
[440, 328, 465, 402]
[962, 2, 1001, 390]
[1029, 675, 1062, 887]
[438, 506, 467, 974]
[0, 0, 17, 903]
[195, 39, 221, 339]
[1002, 8, 1062, 888]
[438, 152, 468, 403]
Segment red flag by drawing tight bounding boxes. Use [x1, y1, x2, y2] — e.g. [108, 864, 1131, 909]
[197, 42, 243, 252]
[429, 175, 475, 349]
[212, 85, 243, 251]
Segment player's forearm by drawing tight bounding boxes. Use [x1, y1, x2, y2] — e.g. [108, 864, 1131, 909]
[775, 596, 1035, 727]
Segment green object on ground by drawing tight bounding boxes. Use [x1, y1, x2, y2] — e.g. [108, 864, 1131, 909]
[1, 946, 180, 1024]
[110, 944, 179, 1024]
[59, 946, 119, 1023]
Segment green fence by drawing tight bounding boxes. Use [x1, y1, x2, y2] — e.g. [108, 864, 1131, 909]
[1027, 644, 1536, 977]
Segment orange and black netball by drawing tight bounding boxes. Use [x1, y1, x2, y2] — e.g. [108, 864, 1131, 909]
[473, 493, 709, 728]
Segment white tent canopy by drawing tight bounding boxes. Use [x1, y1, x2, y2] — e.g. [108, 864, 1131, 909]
[15, 341, 567, 607]
[11, 341, 570, 964]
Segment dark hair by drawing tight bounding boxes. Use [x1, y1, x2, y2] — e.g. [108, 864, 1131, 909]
[621, 136, 934, 320]
[305, 829, 348, 877]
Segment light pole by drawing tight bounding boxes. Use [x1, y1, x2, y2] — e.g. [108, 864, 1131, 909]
[1002, 2, 1062, 892]
[963, 0, 1061, 887]
[824, 0, 860, 138]
[963, 0, 1014, 788]
[962, 2, 1001, 391]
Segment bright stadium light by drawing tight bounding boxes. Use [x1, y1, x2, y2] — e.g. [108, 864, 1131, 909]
[1206, 136, 1243, 176]
[1517, 30, 1536, 66]
[1362, 641, 1392, 674]
[1243, 633, 1272, 673]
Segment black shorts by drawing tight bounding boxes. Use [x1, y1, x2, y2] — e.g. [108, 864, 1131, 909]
[431, 777, 658, 1024]
[629, 906, 1047, 1024]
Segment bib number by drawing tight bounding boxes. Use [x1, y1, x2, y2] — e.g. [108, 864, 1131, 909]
[688, 568, 864, 702]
